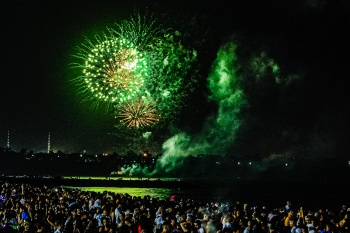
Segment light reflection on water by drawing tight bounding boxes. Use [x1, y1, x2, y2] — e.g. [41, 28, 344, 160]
[63, 177, 350, 211]
[67, 183, 350, 212]
[71, 187, 175, 200]
[67, 186, 236, 205]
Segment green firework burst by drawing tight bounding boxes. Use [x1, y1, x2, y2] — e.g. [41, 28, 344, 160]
[70, 11, 198, 128]
[71, 36, 149, 109]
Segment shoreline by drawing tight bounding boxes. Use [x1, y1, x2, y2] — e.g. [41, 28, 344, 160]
[0, 176, 196, 189]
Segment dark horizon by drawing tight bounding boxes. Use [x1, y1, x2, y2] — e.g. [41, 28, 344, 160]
[1, 147, 349, 182]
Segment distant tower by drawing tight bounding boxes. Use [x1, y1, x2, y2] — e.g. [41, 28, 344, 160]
[6, 130, 10, 148]
[48, 132, 51, 153]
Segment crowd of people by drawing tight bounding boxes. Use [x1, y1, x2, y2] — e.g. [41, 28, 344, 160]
[0, 180, 349, 233]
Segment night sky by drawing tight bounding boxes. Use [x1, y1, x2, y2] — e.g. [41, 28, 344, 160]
[1, 0, 349, 159]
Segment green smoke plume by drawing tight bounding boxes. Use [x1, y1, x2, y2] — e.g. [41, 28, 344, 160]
[153, 42, 247, 173]
[120, 39, 300, 177]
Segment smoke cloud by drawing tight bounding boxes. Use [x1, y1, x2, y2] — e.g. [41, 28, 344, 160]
[156, 42, 246, 169]
[121, 41, 251, 176]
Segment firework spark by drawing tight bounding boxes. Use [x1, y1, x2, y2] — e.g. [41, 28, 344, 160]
[104, 48, 140, 89]
[71, 37, 148, 109]
[70, 11, 198, 127]
[116, 99, 160, 128]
